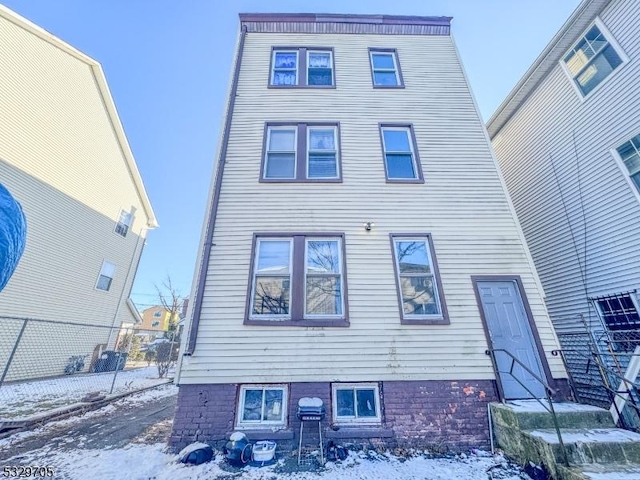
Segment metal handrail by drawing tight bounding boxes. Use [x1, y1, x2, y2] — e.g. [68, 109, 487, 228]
[486, 348, 569, 467]
[552, 348, 640, 423]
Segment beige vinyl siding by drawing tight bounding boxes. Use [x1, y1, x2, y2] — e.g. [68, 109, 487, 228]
[180, 32, 564, 384]
[0, 13, 151, 378]
[490, 0, 640, 334]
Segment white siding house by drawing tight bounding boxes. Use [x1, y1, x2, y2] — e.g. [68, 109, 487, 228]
[173, 13, 566, 452]
[0, 6, 157, 381]
[487, 0, 640, 403]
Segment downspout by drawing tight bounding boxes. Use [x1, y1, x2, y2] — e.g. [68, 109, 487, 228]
[185, 25, 248, 355]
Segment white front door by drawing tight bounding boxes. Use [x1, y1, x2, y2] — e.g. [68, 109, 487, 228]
[477, 280, 547, 399]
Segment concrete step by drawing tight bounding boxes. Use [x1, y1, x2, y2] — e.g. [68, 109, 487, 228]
[557, 462, 640, 480]
[500, 400, 616, 430]
[526, 428, 640, 465]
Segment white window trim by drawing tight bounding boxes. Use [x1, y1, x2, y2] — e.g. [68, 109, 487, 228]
[264, 126, 298, 180]
[303, 237, 345, 318]
[95, 260, 116, 292]
[610, 140, 640, 206]
[332, 383, 382, 425]
[114, 208, 134, 237]
[370, 50, 400, 86]
[392, 237, 443, 319]
[306, 126, 339, 180]
[236, 384, 288, 428]
[271, 50, 299, 86]
[559, 17, 628, 102]
[306, 50, 334, 86]
[249, 239, 294, 320]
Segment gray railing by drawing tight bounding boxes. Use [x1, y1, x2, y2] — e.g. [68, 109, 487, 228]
[552, 347, 640, 430]
[486, 348, 569, 467]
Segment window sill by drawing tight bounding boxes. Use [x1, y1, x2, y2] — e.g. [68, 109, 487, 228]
[228, 429, 294, 441]
[385, 178, 425, 184]
[259, 178, 343, 184]
[326, 427, 393, 439]
[373, 85, 405, 89]
[268, 85, 336, 89]
[401, 316, 449, 326]
[244, 318, 350, 327]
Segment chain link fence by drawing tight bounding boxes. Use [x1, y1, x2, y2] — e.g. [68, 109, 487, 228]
[0, 316, 179, 424]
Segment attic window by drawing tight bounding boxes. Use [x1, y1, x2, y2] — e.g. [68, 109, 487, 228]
[115, 209, 133, 237]
[563, 20, 624, 96]
[270, 48, 334, 87]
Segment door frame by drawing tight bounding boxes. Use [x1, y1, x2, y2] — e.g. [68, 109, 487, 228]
[471, 275, 553, 400]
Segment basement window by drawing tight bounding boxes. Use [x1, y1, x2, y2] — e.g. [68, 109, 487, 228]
[237, 385, 288, 428]
[332, 383, 381, 425]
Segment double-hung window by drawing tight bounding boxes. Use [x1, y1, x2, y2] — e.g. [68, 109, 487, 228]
[332, 383, 381, 425]
[271, 47, 334, 87]
[271, 50, 298, 86]
[616, 134, 640, 194]
[307, 50, 333, 86]
[237, 385, 288, 428]
[562, 20, 624, 96]
[262, 123, 340, 182]
[369, 48, 403, 87]
[247, 234, 348, 326]
[96, 260, 115, 292]
[115, 209, 133, 237]
[380, 124, 423, 182]
[391, 235, 448, 324]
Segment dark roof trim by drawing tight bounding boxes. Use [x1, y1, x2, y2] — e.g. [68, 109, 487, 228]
[239, 13, 452, 26]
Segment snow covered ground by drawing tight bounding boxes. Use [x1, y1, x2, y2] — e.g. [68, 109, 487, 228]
[8, 445, 531, 480]
[0, 366, 168, 418]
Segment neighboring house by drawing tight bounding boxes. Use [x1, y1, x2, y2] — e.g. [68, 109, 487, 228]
[115, 300, 144, 352]
[486, 0, 640, 403]
[0, 6, 157, 381]
[172, 13, 567, 452]
[139, 306, 173, 333]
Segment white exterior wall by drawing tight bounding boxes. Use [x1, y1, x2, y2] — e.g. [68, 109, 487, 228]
[490, 0, 640, 334]
[180, 30, 564, 384]
[0, 11, 151, 379]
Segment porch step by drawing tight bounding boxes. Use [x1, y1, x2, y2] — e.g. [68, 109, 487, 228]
[489, 401, 640, 479]
[501, 400, 615, 430]
[526, 428, 640, 464]
[575, 463, 640, 480]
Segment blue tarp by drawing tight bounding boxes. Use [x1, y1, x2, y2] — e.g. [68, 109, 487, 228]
[0, 183, 26, 291]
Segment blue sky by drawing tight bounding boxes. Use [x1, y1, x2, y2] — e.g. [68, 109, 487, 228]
[2, 1, 580, 308]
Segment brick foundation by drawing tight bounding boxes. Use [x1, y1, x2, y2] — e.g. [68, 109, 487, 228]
[169, 379, 500, 452]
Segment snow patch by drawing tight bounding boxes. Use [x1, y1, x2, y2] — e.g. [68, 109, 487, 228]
[0, 367, 168, 419]
[178, 442, 211, 458]
[4, 445, 531, 480]
[529, 428, 640, 444]
[507, 400, 607, 413]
